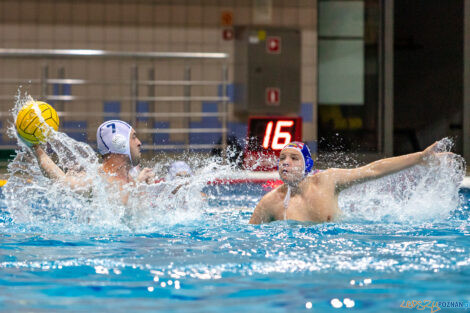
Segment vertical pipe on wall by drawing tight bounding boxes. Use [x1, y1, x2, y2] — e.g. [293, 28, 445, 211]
[148, 67, 155, 146]
[312, 0, 318, 158]
[184, 66, 191, 151]
[464, 0, 470, 166]
[383, 0, 394, 157]
[131, 64, 138, 127]
[58, 67, 65, 114]
[221, 64, 228, 162]
[41, 64, 49, 101]
[378, 0, 384, 154]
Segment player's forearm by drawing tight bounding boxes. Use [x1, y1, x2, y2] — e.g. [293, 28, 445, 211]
[365, 151, 424, 178]
[32, 145, 65, 180]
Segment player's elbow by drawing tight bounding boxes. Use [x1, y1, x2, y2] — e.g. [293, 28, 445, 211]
[249, 212, 261, 224]
[249, 209, 266, 224]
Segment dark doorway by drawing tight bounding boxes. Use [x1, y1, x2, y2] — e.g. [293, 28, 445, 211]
[394, 0, 463, 154]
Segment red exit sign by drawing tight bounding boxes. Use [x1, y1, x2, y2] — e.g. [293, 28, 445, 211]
[244, 116, 302, 171]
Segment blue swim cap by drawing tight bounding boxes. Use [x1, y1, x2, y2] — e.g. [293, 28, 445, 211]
[281, 141, 314, 175]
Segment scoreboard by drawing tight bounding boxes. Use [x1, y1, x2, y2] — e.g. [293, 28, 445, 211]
[244, 116, 302, 171]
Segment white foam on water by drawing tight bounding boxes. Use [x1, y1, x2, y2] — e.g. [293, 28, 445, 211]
[3, 93, 229, 233]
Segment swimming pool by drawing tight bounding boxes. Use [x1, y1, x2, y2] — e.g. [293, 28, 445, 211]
[0, 179, 469, 312]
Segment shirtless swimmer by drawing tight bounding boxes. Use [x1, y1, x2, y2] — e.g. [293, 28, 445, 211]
[249, 141, 442, 224]
[32, 120, 155, 204]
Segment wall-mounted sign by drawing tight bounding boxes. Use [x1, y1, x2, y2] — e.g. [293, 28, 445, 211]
[266, 87, 280, 106]
[266, 36, 281, 54]
[222, 28, 234, 40]
[221, 11, 233, 26]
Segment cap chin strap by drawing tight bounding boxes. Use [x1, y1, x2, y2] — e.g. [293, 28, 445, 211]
[126, 133, 133, 166]
[120, 128, 132, 165]
[127, 138, 134, 166]
[283, 164, 306, 221]
[300, 157, 308, 178]
[283, 185, 291, 221]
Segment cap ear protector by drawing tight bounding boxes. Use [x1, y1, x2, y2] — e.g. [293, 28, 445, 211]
[111, 133, 128, 153]
[304, 154, 314, 174]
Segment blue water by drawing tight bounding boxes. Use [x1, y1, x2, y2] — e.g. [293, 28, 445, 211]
[1, 184, 469, 312]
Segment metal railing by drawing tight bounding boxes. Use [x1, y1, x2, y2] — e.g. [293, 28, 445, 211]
[0, 48, 230, 154]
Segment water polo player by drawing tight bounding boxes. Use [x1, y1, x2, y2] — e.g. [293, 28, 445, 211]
[96, 120, 155, 184]
[249, 141, 442, 224]
[31, 119, 155, 204]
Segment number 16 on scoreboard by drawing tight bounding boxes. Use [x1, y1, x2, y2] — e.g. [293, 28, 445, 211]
[263, 120, 295, 150]
[244, 116, 302, 171]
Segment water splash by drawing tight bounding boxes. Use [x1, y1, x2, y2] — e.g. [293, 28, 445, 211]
[339, 138, 466, 223]
[2, 93, 221, 233]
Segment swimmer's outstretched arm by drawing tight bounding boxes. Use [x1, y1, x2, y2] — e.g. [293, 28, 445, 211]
[325, 142, 439, 192]
[32, 145, 91, 191]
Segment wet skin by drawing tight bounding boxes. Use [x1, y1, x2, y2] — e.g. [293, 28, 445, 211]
[250, 143, 441, 224]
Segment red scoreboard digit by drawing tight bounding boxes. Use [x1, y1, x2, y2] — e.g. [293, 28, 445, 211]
[244, 116, 302, 171]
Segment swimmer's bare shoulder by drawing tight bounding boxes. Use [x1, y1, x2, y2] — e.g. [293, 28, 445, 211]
[249, 185, 285, 224]
[304, 169, 337, 193]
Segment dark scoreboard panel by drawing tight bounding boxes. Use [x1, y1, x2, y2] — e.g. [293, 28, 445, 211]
[244, 116, 302, 171]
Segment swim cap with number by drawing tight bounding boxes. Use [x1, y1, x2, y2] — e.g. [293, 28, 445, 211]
[96, 120, 133, 163]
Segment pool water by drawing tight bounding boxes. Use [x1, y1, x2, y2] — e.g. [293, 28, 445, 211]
[0, 182, 469, 313]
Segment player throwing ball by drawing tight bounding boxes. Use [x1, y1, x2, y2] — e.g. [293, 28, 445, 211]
[15, 101, 155, 205]
[34, 120, 155, 204]
[249, 141, 442, 224]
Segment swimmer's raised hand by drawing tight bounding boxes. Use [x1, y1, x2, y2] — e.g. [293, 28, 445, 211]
[422, 142, 439, 156]
[420, 141, 458, 166]
[419, 142, 436, 163]
[136, 167, 155, 184]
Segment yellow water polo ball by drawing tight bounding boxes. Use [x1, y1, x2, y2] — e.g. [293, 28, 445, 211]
[15, 101, 60, 145]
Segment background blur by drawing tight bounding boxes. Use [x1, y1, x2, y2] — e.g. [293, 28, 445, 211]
[0, 0, 468, 167]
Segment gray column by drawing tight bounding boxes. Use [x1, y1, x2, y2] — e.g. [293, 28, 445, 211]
[130, 65, 138, 127]
[464, 0, 470, 165]
[383, 0, 394, 157]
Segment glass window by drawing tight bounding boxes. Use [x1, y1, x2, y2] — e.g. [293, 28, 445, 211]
[318, 0, 380, 152]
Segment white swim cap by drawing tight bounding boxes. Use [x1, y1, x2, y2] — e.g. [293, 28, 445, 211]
[167, 161, 192, 180]
[96, 120, 133, 163]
